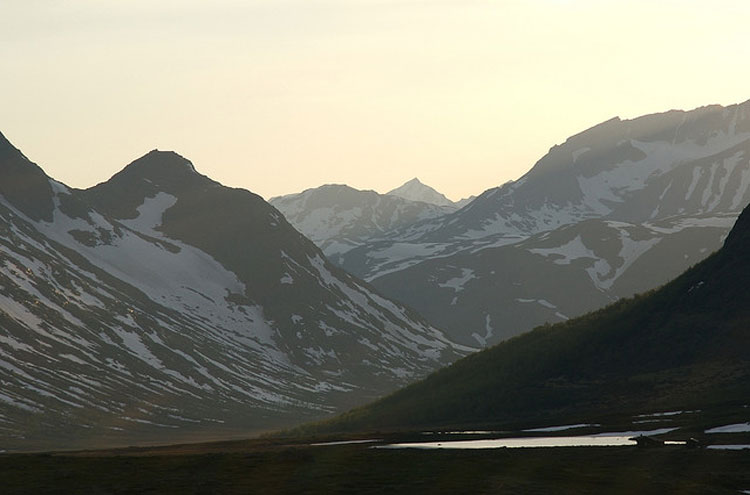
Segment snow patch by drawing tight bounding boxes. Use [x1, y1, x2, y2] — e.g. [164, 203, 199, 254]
[529, 235, 595, 265]
[438, 268, 476, 292]
[471, 314, 494, 346]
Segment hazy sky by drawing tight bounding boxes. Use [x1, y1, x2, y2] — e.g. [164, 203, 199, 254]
[2, 1, 750, 201]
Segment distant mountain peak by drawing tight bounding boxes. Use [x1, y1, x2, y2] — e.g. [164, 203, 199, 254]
[387, 177, 454, 207]
[269, 182, 454, 257]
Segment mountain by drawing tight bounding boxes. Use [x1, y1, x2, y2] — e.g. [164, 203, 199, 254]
[364, 213, 734, 346]
[335, 99, 750, 346]
[0, 133, 467, 452]
[416, 100, 750, 242]
[386, 178, 455, 207]
[268, 179, 477, 263]
[0, 131, 55, 223]
[454, 195, 477, 208]
[303, 202, 750, 434]
[269, 184, 453, 259]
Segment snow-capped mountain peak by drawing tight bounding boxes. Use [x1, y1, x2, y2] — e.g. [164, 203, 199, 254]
[386, 177, 455, 207]
[269, 183, 455, 258]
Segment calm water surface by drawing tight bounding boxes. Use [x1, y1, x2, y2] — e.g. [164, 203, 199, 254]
[377, 428, 678, 450]
[377, 435, 636, 449]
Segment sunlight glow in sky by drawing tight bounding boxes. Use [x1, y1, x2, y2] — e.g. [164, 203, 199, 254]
[2, 0, 750, 200]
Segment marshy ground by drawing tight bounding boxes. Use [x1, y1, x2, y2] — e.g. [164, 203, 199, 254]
[3, 434, 749, 494]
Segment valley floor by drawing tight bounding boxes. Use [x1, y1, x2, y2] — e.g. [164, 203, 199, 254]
[3, 437, 749, 494]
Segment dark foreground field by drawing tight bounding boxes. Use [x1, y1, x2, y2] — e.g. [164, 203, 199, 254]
[3, 438, 749, 494]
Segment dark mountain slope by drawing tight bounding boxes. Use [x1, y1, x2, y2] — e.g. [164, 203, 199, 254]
[304, 206, 750, 433]
[0, 131, 54, 222]
[84, 151, 319, 305]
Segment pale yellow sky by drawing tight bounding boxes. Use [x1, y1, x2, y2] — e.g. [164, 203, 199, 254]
[2, 0, 749, 201]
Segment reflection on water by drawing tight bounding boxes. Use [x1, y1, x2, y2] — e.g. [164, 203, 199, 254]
[376, 427, 680, 450]
[377, 435, 637, 450]
[310, 439, 380, 447]
[705, 422, 750, 434]
[634, 410, 699, 418]
[523, 423, 599, 433]
[433, 431, 500, 435]
[590, 427, 676, 437]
